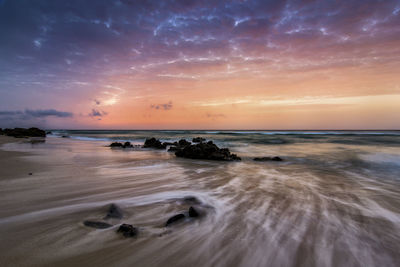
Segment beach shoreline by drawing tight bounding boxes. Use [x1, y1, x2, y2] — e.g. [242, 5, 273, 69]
[0, 136, 46, 179]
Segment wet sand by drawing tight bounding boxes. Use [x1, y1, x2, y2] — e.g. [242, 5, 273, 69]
[0, 136, 399, 267]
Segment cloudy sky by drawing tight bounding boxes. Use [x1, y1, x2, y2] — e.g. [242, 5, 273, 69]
[0, 0, 399, 129]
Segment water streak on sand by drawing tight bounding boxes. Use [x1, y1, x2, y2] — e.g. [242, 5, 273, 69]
[0, 131, 399, 266]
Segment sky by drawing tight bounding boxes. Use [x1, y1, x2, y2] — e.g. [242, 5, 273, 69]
[0, 0, 399, 130]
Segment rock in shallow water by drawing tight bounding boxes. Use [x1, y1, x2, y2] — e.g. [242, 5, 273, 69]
[175, 141, 241, 161]
[117, 224, 138, 237]
[188, 206, 199, 217]
[143, 137, 166, 149]
[253, 156, 283, 161]
[83, 220, 113, 229]
[165, 214, 186, 227]
[104, 203, 123, 219]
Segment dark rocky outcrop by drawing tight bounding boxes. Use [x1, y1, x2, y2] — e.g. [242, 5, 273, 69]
[83, 220, 113, 229]
[143, 137, 166, 149]
[61, 135, 69, 138]
[104, 203, 123, 219]
[253, 156, 283, 162]
[109, 142, 133, 148]
[0, 128, 3, 135]
[117, 224, 138, 237]
[46, 131, 52, 135]
[192, 137, 206, 143]
[188, 206, 199, 217]
[3, 127, 46, 138]
[165, 213, 185, 227]
[178, 139, 191, 147]
[175, 141, 241, 161]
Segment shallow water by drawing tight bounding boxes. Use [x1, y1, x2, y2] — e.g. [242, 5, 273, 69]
[0, 131, 400, 266]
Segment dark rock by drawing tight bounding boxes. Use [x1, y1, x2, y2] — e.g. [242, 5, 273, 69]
[3, 127, 46, 138]
[46, 131, 52, 135]
[28, 173, 32, 175]
[117, 224, 138, 237]
[183, 196, 201, 205]
[143, 137, 166, 149]
[188, 206, 199, 217]
[175, 141, 241, 161]
[110, 142, 123, 147]
[104, 203, 123, 219]
[61, 135, 69, 138]
[0, 128, 3, 135]
[192, 137, 206, 143]
[178, 139, 191, 147]
[165, 214, 185, 227]
[123, 142, 133, 148]
[253, 156, 283, 162]
[83, 220, 113, 229]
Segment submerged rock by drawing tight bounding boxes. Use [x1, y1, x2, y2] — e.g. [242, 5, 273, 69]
[117, 224, 138, 237]
[175, 141, 241, 161]
[104, 203, 123, 219]
[162, 141, 178, 146]
[83, 220, 113, 229]
[143, 137, 166, 149]
[3, 127, 46, 138]
[188, 206, 199, 217]
[165, 214, 185, 227]
[253, 156, 283, 162]
[182, 196, 202, 205]
[167, 146, 180, 152]
[192, 137, 206, 143]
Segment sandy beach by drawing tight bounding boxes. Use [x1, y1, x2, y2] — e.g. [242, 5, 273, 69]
[0, 136, 46, 179]
[0, 132, 400, 267]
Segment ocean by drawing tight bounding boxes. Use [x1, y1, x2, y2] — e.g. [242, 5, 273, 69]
[0, 130, 399, 266]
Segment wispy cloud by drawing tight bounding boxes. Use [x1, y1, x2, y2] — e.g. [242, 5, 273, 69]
[89, 109, 108, 117]
[150, 101, 173, 110]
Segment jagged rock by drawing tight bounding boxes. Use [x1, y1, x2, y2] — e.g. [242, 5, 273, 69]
[253, 156, 283, 162]
[83, 220, 113, 229]
[165, 214, 185, 226]
[104, 203, 123, 219]
[178, 139, 191, 147]
[143, 137, 166, 149]
[188, 206, 199, 217]
[192, 137, 206, 143]
[3, 127, 46, 138]
[109, 142, 134, 148]
[175, 141, 241, 161]
[123, 142, 133, 148]
[46, 131, 52, 135]
[117, 224, 138, 237]
[110, 142, 123, 147]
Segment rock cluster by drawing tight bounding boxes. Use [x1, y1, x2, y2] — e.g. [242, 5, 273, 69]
[109, 141, 134, 148]
[2, 127, 46, 138]
[253, 156, 283, 162]
[165, 206, 201, 227]
[175, 141, 241, 161]
[117, 224, 138, 237]
[143, 137, 166, 149]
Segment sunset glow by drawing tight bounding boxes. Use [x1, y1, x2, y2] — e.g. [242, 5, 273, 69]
[1, 0, 399, 129]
